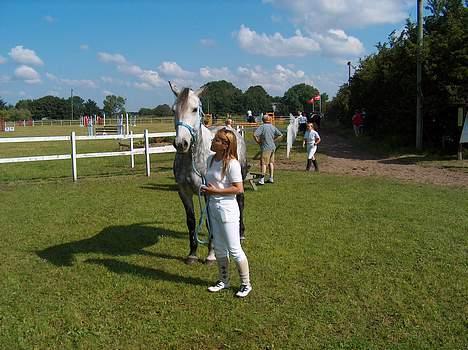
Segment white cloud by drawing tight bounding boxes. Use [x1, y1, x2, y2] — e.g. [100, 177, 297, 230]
[134, 82, 153, 90]
[200, 67, 235, 81]
[14, 65, 41, 84]
[97, 52, 127, 64]
[46, 72, 97, 88]
[264, 0, 413, 30]
[80, 44, 89, 50]
[117, 64, 143, 76]
[200, 38, 216, 47]
[158, 61, 194, 79]
[139, 70, 164, 87]
[43, 15, 55, 23]
[0, 55, 7, 64]
[9, 46, 44, 66]
[236, 25, 320, 57]
[102, 90, 114, 96]
[315, 29, 364, 57]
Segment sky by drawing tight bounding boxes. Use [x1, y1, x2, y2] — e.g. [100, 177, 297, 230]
[0, 0, 417, 111]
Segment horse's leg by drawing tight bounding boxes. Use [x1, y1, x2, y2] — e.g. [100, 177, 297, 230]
[204, 201, 216, 265]
[178, 190, 198, 264]
[236, 193, 245, 241]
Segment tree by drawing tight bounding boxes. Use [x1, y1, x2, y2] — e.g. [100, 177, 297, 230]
[67, 96, 85, 118]
[200, 80, 243, 115]
[243, 86, 272, 115]
[0, 97, 7, 109]
[32, 96, 69, 120]
[83, 99, 101, 116]
[103, 95, 126, 117]
[282, 83, 319, 114]
[153, 104, 173, 117]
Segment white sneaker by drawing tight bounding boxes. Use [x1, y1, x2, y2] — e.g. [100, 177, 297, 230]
[266, 178, 274, 183]
[257, 178, 265, 185]
[235, 284, 252, 298]
[208, 280, 229, 292]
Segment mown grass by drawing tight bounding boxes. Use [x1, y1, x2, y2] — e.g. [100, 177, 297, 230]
[0, 168, 467, 349]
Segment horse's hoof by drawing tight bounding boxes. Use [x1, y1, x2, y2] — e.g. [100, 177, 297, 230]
[205, 258, 216, 266]
[185, 256, 198, 265]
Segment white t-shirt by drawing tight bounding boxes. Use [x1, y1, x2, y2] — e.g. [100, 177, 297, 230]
[304, 130, 320, 145]
[205, 156, 242, 202]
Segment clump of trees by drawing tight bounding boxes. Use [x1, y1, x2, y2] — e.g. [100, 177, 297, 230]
[327, 0, 467, 150]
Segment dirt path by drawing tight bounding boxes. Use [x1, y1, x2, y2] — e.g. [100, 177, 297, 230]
[276, 129, 468, 188]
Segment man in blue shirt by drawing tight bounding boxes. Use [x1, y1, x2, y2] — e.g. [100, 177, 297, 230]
[253, 115, 283, 185]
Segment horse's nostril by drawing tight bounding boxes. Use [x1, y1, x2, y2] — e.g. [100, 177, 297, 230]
[183, 140, 189, 149]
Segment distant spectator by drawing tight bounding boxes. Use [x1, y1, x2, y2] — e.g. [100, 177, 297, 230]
[298, 111, 307, 134]
[225, 118, 233, 129]
[352, 110, 363, 136]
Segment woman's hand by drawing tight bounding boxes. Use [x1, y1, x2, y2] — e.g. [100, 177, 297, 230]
[201, 183, 218, 195]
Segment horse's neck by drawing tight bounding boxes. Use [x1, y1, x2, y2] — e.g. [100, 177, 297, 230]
[193, 126, 212, 170]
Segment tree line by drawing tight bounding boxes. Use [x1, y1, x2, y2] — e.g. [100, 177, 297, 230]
[0, 81, 327, 121]
[327, 0, 467, 150]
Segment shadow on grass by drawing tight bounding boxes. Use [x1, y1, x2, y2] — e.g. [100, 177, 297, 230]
[37, 223, 186, 267]
[141, 183, 179, 192]
[85, 258, 208, 286]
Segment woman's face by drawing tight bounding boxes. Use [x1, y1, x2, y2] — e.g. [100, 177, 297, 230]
[211, 134, 229, 152]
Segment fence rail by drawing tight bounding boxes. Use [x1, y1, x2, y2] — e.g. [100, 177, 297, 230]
[0, 130, 176, 181]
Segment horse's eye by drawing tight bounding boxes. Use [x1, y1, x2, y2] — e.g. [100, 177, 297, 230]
[192, 108, 198, 113]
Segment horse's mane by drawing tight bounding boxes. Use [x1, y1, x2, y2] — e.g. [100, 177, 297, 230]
[178, 88, 191, 114]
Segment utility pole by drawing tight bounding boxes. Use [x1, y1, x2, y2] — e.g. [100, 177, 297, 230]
[416, 0, 423, 150]
[347, 61, 351, 86]
[71, 88, 74, 120]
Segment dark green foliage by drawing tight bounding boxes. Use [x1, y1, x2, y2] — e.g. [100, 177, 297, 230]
[242, 85, 272, 115]
[281, 83, 320, 115]
[103, 95, 126, 118]
[329, 1, 467, 150]
[200, 80, 243, 114]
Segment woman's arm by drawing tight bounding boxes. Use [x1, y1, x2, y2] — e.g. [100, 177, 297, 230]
[201, 182, 244, 195]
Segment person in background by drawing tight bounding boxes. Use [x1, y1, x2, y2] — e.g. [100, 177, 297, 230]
[253, 115, 283, 185]
[303, 122, 321, 171]
[352, 110, 363, 136]
[201, 128, 252, 298]
[298, 111, 307, 135]
[225, 118, 233, 129]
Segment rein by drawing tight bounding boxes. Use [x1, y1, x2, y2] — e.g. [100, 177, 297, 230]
[176, 101, 211, 245]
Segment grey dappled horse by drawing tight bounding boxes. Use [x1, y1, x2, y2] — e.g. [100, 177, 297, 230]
[169, 82, 247, 264]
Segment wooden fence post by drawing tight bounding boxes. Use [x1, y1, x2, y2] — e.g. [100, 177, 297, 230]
[144, 129, 150, 176]
[71, 131, 77, 182]
[130, 131, 135, 168]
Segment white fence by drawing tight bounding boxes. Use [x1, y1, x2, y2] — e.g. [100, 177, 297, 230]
[0, 130, 176, 181]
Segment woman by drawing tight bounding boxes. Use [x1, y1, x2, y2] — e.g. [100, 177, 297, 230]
[302, 122, 321, 171]
[201, 128, 252, 298]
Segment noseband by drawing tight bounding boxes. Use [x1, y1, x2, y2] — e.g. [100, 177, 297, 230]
[175, 101, 204, 145]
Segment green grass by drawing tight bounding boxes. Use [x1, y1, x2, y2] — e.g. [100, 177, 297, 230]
[0, 169, 467, 349]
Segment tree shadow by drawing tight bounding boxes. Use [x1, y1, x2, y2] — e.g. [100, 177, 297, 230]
[37, 223, 186, 267]
[85, 258, 208, 286]
[141, 183, 179, 192]
[378, 155, 429, 165]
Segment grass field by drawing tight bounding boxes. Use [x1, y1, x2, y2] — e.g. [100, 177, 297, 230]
[1, 123, 467, 349]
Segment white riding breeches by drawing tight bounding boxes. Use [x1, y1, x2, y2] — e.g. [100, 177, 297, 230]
[208, 199, 246, 263]
[306, 144, 317, 160]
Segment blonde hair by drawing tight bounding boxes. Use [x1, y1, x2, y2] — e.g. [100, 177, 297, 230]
[211, 128, 238, 177]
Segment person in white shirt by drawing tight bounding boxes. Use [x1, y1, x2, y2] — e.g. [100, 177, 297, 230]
[302, 122, 321, 171]
[201, 128, 252, 298]
[298, 111, 307, 135]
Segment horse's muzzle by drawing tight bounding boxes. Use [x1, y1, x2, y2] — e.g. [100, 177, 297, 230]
[174, 138, 190, 153]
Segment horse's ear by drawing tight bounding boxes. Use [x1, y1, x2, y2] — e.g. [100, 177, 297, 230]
[194, 85, 206, 97]
[168, 81, 180, 97]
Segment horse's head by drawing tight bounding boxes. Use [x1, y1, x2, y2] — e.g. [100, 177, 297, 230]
[169, 81, 205, 153]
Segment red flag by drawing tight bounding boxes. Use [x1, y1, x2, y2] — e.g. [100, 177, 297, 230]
[314, 94, 321, 101]
[306, 98, 315, 104]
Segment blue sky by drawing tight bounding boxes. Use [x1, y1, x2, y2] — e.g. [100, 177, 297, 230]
[0, 0, 416, 111]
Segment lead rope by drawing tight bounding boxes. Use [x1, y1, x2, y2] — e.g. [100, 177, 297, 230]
[190, 102, 212, 245]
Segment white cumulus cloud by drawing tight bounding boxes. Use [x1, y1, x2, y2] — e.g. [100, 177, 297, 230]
[236, 25, 320, 57]
[0, 55, 7, 64]
[97, 52, 127, 64]
[315, 29, 364, 57]
[158, 61, 194, 79]
[200, 38, 216, 47]
[264, 0, 413, 30]
[14, 65, 41, 84]
[9, 46, 44, 66]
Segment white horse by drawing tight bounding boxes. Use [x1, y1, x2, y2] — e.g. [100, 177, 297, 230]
[169, 82, 247, 264]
